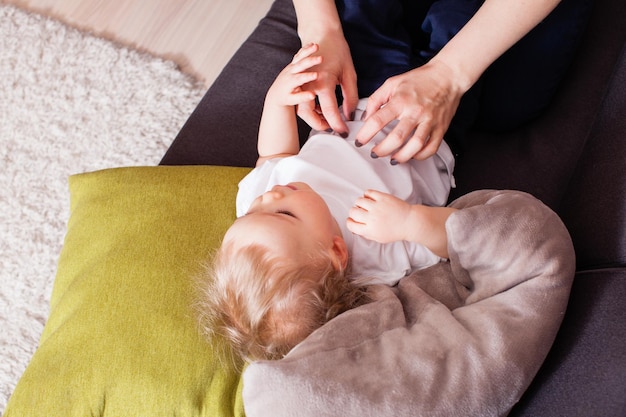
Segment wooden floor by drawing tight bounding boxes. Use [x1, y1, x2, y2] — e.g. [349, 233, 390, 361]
[3, 0, 274, 87]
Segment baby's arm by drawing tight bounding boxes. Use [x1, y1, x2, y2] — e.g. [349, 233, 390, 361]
[256, 43, 322, 166]
[347, 190, 456, 258]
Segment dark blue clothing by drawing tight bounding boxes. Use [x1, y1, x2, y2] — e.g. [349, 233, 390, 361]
[336, 0, 593, 154]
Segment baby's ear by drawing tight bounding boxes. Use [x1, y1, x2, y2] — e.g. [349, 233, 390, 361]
[330, 236, 349, 271]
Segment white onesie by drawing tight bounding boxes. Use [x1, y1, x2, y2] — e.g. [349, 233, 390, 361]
[237, 99, 455, 286]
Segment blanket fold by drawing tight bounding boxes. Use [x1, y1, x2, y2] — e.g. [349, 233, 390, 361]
[243, 190, 575, 417]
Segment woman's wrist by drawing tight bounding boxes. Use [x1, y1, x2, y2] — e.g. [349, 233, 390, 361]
[425, 55, 475, 97]
[293, 0, 343, 44]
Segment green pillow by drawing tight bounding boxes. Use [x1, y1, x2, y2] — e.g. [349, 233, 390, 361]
[5, 166, 251, 417]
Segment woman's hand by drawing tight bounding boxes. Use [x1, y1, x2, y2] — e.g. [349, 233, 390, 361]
[296, 35, 359, 137]
[353, 0, 563, 163]
[356, 59, 464, 162]
[293, 0, 358, 137]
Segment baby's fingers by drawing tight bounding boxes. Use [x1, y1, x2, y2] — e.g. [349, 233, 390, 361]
[293, 42, 318, 59]
[348, 203, 369, 223]
[362, 189, 390, 201]
[346, 216, 368, 236]
[290, 70, 318, 86]
[286, 89, 317, 106]
[290, 55, 323, 74]
[283, 72, 318, 104]
[291, 43, 320, 65]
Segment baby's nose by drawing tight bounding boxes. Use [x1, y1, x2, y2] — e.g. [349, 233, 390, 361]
[262, 189, 284, 202]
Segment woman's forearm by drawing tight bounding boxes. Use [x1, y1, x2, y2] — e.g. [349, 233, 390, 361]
[431, 0, 562, 93]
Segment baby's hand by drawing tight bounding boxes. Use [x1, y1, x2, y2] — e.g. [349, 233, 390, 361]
[347, 190, 410, 244]
[265, 43, 322, 108]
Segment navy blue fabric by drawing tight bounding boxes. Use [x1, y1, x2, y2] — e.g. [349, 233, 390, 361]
[419, 0, 481, 60]
[336, 0, 419, 97]
[475, 0, 594, 131]
[336, 0, 593, 153]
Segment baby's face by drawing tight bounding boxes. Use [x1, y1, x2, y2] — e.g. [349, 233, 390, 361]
[224, 182, 342, 259]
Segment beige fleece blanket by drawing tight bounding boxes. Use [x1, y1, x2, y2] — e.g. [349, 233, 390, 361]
[242, 190, 575, 417]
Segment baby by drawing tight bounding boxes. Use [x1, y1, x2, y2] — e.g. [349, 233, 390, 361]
[197, 44, 458, 363]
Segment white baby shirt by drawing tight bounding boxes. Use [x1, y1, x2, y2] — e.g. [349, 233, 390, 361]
[236, 99, 455, 285]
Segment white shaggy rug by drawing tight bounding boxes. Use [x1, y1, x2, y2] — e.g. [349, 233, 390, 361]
[0, 5, 206, 412]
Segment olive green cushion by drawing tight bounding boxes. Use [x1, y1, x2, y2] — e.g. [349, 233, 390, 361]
[5, 166, 251, 417]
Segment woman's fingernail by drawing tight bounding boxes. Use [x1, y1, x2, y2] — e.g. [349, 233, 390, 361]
[360, 110, 367, 121]
[325, 128, 333, 133]
[355, 139, 363, 147]
[340, 131, 349, 139]
[349, 111, 356, 121]
[370, 151, 378, 159]
[390, 159, 398, 166]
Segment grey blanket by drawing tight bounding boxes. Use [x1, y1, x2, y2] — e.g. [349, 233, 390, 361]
[243, 190, 575, 416]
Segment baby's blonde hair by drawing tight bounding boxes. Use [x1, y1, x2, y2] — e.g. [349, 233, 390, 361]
[196, 241, 368, 365]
